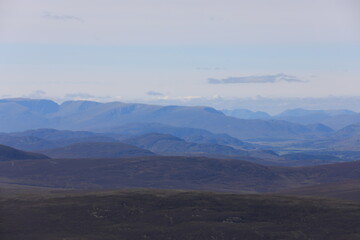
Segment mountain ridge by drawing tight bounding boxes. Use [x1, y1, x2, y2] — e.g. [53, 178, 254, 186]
[0, 98, 334, 140]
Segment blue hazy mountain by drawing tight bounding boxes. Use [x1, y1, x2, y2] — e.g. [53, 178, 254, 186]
[106, 122, 255, 149]
[274, 108, 360, 130]
[0, 129, 118, 151]
[0, 129, 284, 165]
[288, 122, 360, 152]
[0, 98, 59, 115]
[323, 123, 360, 150]
[1, 126, 256, 150]
[0, 102, 48, 132]
[305, 123, 334, 133]
[223, 107, 360, 130]
[122, 133, 249, 157]
[0, 98, 344, 140]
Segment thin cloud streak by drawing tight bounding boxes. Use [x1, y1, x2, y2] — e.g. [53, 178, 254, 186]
[208, 74, 306, 84]
[42, 12, 83, 22]
[146, 91, 165, 97]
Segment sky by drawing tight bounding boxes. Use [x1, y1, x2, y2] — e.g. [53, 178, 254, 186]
[0, 0, 360, 111]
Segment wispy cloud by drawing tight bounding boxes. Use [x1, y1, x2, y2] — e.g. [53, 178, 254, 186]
[208, 73, 305, 84]
[62, 93, 119, 102]
[42, 12, 83, 22]
[23, 90, 47, 99]
[146, 91, 165, 96]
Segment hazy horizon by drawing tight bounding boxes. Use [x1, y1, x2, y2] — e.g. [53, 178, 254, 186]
[2, 95, 360, 115]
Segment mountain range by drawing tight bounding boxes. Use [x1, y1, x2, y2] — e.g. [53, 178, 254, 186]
[0, 98, 337, 140]
[222, 107, 360, 130]
[2, 128, 340, 166]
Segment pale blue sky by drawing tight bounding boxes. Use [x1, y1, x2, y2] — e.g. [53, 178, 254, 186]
[0, 0, 359, 108]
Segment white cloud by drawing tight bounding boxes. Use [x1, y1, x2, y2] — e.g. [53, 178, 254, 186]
[23, 90, 47, 98]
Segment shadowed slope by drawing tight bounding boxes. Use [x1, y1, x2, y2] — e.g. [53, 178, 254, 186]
[123, 133, 249, 157]
[40, 142, 155, 159]
[0, 156, 359, 192]
[0, 144, 49, 161]
[278, 180, 360, 202]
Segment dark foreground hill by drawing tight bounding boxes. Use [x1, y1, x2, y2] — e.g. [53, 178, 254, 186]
[0, 189, 359, 240]
[280, 152, 346, 166]
[40, 142, 155, 159]
[0, 144, 49, 161]
[0, 156, 359, 192]
[278, 180, 360, 202]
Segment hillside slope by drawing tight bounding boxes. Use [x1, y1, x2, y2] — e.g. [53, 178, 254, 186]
[40, 142, 155, 159]
[278, 180, 360, 202]
[0, 144, 49, 161]
[293, 123, 360, 151]
[123, 133, 249, 157]
[1, 156, 359, 192]
[1, 189, 359, 240]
